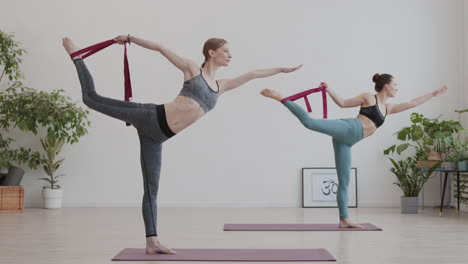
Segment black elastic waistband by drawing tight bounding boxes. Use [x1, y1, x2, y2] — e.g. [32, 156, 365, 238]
[156, 104, 176, 138]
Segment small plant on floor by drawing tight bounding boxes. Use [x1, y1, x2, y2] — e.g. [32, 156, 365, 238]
[39, 132, 65, 189]
[389, 148, 440, 197]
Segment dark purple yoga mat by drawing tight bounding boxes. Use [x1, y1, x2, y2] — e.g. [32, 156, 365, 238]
[111, 248, 336, 261]
[224, 223, 382, 231]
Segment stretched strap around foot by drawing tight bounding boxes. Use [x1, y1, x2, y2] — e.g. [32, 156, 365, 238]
[280, 87, 328, 118]
[71, 39, 133, 126]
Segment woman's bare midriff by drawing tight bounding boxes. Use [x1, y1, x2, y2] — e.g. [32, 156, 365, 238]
[164, 96, 206, 133]
[357, 114, 377, 138]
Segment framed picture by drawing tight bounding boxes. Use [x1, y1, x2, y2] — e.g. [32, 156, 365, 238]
[302, 167, 358, 208]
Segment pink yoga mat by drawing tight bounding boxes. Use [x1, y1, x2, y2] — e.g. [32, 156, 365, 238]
[223, 223, 382, 231]
[111, 248, 336, 261]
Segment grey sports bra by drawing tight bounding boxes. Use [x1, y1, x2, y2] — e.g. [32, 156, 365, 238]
[178, 70, 219, 113]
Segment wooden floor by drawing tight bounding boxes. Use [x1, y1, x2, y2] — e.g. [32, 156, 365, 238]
[1, 207, 467, 264]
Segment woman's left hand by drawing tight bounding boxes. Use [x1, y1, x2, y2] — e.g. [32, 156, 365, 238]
[281, 64, 303, 73]
[432, 85, 448, 97]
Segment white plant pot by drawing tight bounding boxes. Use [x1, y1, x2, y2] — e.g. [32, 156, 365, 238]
[42, 188, 64, 209]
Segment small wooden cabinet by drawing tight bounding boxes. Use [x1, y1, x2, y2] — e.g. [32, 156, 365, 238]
[0, 185, 24, 213]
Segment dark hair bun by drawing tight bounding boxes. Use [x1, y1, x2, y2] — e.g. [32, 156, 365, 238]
[372, 73, 381, 83]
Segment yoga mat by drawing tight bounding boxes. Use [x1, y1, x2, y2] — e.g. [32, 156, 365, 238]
[223, 223, 382, 231]
[111, 248, 336, 261]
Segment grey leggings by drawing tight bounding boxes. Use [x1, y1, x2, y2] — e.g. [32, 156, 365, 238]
[283, 100, 363, 219]
[74, 59, 174, 237]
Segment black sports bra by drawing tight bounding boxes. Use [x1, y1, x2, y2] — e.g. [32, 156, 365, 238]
[359, 95, 386, 128]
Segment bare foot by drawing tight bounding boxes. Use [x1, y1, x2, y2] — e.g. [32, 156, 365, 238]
[62, 37, 82, 60]
[260, 88, 284, 101]
[146, 237, 176, 254]
[339, 219, 363, 228]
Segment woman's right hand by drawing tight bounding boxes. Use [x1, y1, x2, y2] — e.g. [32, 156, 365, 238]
[113, 35, 129, 45]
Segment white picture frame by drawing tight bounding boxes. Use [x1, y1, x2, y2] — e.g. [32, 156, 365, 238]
[302, 167, 358, 208]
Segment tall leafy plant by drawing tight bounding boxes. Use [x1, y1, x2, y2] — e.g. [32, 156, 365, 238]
[0, 31, 26, 84]
[0, 31, 41, 171]
[389, 149, 441, 197]
[0, 133, 41, 170]
[39, 133, 65, 189]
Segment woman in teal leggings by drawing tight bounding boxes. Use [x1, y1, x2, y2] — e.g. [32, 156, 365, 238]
[261, 73, 448, 228]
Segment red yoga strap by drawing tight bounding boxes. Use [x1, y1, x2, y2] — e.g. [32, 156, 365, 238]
[280, 86, 328, 119]
[70, 39, 133, 126]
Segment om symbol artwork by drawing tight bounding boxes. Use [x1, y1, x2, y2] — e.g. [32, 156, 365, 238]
[321, 180, 338, 196]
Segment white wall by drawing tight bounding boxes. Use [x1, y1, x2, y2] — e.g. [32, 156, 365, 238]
[0, 0, 464, 208]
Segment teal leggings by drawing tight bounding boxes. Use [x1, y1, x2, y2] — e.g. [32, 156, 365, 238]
[283, 101, 363, 219]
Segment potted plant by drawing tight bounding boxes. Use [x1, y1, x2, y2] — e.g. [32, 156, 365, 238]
[1, 31, 90, 208]
[0, 135, 25, 185]
[454, 109, 468, 170]
[0, 134, 41, 185]
[389, 148, 441, 213]
[39, 131, 65, 208]
[0, 86, 90, 209]
[384, 112, 463, 168]
[1, 31, 45, 187]
[0, 31, 34, 185]
[444, 138, 468, 170]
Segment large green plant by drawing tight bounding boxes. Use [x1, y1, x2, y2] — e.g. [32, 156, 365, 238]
[389, 149, 441, 197]
[0, 31, 39, 171]
[0, 31, 26, 83]
[0, 86, 90, 143]
[384, 112, 463, 156]
[0, 133, 41, 170]
[0, 85, 90, 188]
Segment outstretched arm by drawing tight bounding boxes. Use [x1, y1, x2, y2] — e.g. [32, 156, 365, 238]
[386, 85, 448, 114]
[114, 35, 198, 77]
[323, 82, 370, 108]
[217, 64, 302, 94]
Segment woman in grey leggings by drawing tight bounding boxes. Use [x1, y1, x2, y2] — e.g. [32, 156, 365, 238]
[63, 36, 301, 254]
[261, 75, 447, 228]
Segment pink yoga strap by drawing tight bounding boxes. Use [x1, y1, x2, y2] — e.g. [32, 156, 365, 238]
[280, 86, 328, 119]
[70, 39, 133, 126]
